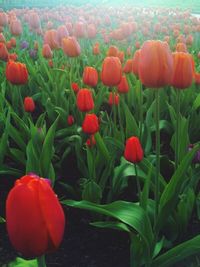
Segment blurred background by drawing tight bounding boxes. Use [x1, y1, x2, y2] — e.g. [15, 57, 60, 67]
[0, 0, 200, 12]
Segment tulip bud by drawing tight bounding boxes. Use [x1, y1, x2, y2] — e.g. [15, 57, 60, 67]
[124, 136, 143, 163]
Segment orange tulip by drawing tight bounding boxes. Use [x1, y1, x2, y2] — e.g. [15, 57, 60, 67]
[194, 73, 200, 85]
[101, 57, 122, 86]
[42, 44, 53, 59]
[176, 42, 187, 53]
[107, 45, 118, 57]
[139, 40, 173, 88]
[83, 66, 98, 87]
[62, 37, 81, 57]
[44, 30, 59, 50]
[6, 61, 28, 85]
[10, 37, 16, 47]
[57, 25, 69, 47]
[171, 52, 193, 89]
[93, 43, 100, 55]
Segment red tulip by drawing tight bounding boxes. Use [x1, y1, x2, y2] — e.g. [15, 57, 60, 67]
[67, 115, 74, 126]
[6, 174, 65, 257]
[124, 136, 143, 163]
[82, 113, 99, 134]
[93, 43, 100, 55]
[139, 40, 173, 88]
[117, 76, 129, 93]
[76, 88, 94, 112]
[132, 49, 141, 77]
[83, 66, 98, 87]
[171, 52, 193, 89]
[71, 82, 79, 93]
[108, 92, 120, 105]
[24, 97, 35, 112]
[0, 43, 8, 61]
[123, 59, 133, 73]
[101, 57, 122, 86]
[6, 61, 28, 85]
[86, 135, 96, 147]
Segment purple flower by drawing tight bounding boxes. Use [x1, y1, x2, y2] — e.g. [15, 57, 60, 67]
[29, 49, 37, 59]
[20, 41, 29, 50]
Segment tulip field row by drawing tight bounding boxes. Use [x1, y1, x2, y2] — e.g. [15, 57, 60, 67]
[1, 4, 200, 267]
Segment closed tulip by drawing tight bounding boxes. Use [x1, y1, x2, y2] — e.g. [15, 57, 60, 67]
[0, 43, 8, 61]
[82, 113, 99, 134]
[6, 174, 65, 257]
[67, 115, 74, 126]
[6, 61, 28, 85]
[108, 92, 120, 105]
[176, 42, 187, 53]
[76, 88, 94, 112]
[83, 66, 98, 87]
[107, 45, 118, 57]
[132, 49, 141, 77]
[71, 82, 79, 93]
[138, 40, 173, 88]
[0, 12, 8, 26]
[24, 97, 35, 112]
[56, 25, 69, 47]
[10, 19, 22, 36]
[171, 52, 193, 89]
[124, 136, 143, 163]
[42, 44, 53, 59]
[117, 76, 129, 93]
[44, 30, 59, 50]
[93, 43, 100, 55]
[123, 59, 133, 73]
[101, 57, 122, 86]
[62, 37, 81, 57]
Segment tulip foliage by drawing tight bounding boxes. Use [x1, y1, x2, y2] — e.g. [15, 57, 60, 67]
[1, 3, 200, 267]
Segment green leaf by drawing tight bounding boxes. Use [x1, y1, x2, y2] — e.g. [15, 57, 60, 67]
[151, 235, 200, 267]
[122, 100, 139, 138]
[8, 257, 37, 267]
[40, 116, 59, 179]
[62, 199, 154, 258]
[82, 180, 102, 203]
[91, 221, 130, 232]
[157, 145, 200, 231]
[0, 216, 5, 223]
[94, 132, 110, 162]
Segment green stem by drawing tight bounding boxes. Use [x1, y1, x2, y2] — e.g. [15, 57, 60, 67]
[37, 255, 46, 267]
[139, 81, 143, 140]
[134, 163, 141, 203]
[154, 90, 160, 224]
[175, 89, 181, 170]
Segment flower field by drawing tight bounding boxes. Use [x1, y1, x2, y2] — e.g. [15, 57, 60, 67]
[1, 1, 200, 267]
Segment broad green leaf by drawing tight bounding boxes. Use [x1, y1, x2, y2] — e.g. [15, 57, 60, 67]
[62, 199, 154, 258]
[151, 235, 200, 267]
[157, 145, 200, 231]
[91, 221, 130, 232]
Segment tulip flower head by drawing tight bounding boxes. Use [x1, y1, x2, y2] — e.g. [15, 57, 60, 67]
[6, 174, 65, 257]
[82, 113, 99, 134]
[124, 136, 143, 163]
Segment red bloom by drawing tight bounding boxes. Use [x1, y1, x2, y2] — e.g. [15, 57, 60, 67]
[117, 76, 129, 93]
[108, 92, 120, 105]
[71, 82, 79, 93]
[86, 135, 96, 147]
[76, 88, 94, 112]
[67, 115, 74, 126]
[6, 61, 28, 85]
[101, 57, 122, 87]
[124, 136, 143, 163]
[82, 114, 99, 134]
[24, 97, 35, 112]
[83, 66, 98, 87]
[6, 174, 65, 257]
